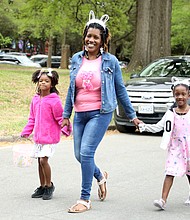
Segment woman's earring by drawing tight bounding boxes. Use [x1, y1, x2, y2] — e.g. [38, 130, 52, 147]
[84, 45, 88, 52]
[100, 47, 104, 54]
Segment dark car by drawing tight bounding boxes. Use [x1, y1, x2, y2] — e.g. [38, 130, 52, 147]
[114, 56, 190, 133]
[38, 56, 61, 68]
[30, 54, 48, 63]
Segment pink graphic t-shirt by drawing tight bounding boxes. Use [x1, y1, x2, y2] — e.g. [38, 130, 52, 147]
[74, 56, 101, 112]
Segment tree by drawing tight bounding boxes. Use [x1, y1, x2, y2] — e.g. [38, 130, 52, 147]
[0, 0, 18, 46]
[17, 0, 73, 68]
[171, 0, 190, 54]
[67, 0, 136, 59]
[127, 0, 172, 72]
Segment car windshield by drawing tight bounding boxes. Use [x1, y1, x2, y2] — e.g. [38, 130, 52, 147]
[140, 59, 190, 77]
[18, 56, 35, 63]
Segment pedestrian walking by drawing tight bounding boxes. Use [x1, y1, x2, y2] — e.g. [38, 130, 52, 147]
[21, 68, 71, 200]
[62, 10, 141, 213]
[139, 78, 190, 210]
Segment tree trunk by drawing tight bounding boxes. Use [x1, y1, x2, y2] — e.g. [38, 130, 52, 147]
[60, 44, 70, 69]
[47, 36, 53, 68]
[127, 0, 172, 72]
[60, 31, 70, 69]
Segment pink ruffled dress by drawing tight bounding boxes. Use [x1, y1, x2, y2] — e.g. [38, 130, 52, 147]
[165, 109, 190, 176]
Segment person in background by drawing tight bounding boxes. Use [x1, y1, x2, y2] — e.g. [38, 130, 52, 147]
[62, 10, 141, 213]
[139, 79, 190, 210]
[21, 68, 71, 200]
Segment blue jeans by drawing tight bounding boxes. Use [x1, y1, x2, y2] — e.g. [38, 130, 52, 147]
[73, 110, 112, 200]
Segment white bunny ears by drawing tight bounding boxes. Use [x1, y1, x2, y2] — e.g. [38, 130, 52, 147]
[171, 76, 190, 88]
[86, 10, 109, 29]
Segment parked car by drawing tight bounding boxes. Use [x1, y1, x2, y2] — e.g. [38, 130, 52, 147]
[30, 54, 48, 63]
[0, 54, 41, 67]
[114, 56, 190, 133]
[37, 56, 61, 68]
[119, 61, 128, 69]
[0, 48, 16, 54]
[6, 52, 28, 56]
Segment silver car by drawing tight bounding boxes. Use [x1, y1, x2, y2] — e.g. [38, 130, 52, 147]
[0, 54, 41, 67]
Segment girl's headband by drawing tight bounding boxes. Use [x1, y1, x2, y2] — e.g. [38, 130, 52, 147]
[86, 10, 109, 30]
[38, 68, 53, 78]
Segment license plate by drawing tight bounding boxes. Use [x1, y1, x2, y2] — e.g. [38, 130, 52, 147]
[138, 104, 154, 114]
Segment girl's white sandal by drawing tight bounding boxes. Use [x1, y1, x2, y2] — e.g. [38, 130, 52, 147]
[68, 200, 91, 213]
[184, 195, 190, 205]
[153, 198, 166, 210]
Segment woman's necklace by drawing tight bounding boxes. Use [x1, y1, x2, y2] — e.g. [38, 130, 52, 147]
[85, 51, 101, 60]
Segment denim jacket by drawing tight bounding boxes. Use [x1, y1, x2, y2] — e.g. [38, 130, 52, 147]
[63, 51, 136, 120]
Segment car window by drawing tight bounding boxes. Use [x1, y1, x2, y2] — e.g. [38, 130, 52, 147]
[140, 59, 190, 77]
[52, 58, 61, 62]
[0, 55, 18, 63]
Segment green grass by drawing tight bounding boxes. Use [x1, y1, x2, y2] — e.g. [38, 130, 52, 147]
[0, 65, 70, 137]
[0, 65, 130, 137]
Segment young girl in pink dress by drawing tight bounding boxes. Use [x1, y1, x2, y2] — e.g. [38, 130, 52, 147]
[139, 80, 190, 210]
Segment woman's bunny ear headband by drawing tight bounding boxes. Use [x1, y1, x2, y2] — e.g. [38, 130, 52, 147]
[86, 10, 109, 29]
[171, 76, 190, 89]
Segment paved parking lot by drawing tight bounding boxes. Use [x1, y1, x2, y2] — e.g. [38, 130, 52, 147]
[0, 132, 190, 220]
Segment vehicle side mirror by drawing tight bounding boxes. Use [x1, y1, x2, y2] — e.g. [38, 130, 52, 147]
[130, 73, 140, 79]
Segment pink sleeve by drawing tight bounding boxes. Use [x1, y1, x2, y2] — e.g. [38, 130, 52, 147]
[52, 99, 64, 126]
[21, 101, 35, 137]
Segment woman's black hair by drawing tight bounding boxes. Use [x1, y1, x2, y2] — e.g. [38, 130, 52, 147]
[32, 69, 59, 94]
[82, 22, 111, 52]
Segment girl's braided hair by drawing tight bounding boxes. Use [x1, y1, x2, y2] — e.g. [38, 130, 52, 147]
[32, 68, 59, 94]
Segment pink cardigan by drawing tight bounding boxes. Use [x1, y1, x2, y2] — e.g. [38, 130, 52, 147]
[21, 93, 64, 144]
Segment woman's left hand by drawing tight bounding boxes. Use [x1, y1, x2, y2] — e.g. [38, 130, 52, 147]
[132, 118, 143, 126]
[132, 118, 143, 132]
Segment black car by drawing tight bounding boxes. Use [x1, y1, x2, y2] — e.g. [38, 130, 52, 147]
[114, 56, 190, 133]
[38, 56, 61, 68]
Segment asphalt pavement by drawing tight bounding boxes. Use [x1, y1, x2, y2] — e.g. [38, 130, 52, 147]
[0, 132, 190, 220]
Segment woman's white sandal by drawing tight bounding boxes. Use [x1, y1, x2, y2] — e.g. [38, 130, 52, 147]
[97, 171, 108, 201]
[68, 200, 91, 213]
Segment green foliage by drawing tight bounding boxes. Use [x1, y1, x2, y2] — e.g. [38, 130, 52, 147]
[18, 0, 67, 39]
[171, 0, 190, 54]
[0, 64, 70, 136]
[0, 0, 190, 58]
[0, 33, 12, 47]
[0, 0, 18, 39]
[65, 0, 136, 58]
